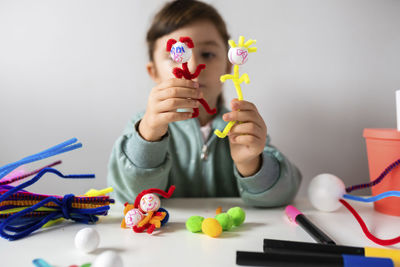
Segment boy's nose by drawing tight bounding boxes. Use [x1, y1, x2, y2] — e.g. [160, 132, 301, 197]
[187, 55, 199, 73]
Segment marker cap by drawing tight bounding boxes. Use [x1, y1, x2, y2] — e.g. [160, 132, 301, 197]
[285, 205, 301, 223]
[364, 247, 400, 266]
[342, 254, 393, 267]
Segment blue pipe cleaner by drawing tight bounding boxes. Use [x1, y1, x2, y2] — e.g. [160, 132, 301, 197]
[158, 207, 169, 226]
[0, 138, 81, 179]
[343, 191, 400, 203]
[0, 167, 94, 203]
[0, 167, 109, 241]
[33, 258, 53, 267]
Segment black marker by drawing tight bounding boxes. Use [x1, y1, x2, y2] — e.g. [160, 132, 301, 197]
[263, 238, 400, 265]
[236, 251, 394, 267]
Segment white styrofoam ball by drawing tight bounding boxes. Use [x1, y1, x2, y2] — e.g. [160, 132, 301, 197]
[124, 208, 144, 227]
[308, 173, 346, 212]
[228, 47, 249, 65]
[92, 250, 123, 267]
[74, 228, 100, 253]
[140, 193, 161, 213]
[170, 41, 192, 63]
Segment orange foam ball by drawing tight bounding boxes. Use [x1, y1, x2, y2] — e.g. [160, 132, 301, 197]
[201, 218, 222, 238]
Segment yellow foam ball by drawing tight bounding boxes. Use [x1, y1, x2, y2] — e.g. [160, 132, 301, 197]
[201, 218, 222, 238]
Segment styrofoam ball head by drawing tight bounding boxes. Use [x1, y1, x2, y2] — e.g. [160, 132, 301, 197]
[124, 208, 144, 227]
[74, 228, 100, 253]
[308, 173, 346, 212]
[140, 193, 161, 213]
[228, 47, 249, 65]
[92, 251, 123, 267]
[170, 41, 192, 63]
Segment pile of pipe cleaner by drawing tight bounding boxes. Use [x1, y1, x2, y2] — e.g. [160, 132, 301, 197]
[0, 138, 114, 241]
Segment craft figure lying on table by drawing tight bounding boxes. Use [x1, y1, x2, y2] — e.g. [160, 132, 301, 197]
[166, 36, 216, 118]
[121, 185, 175, 234]
[215, 35, 257, 138]
[308, 158, 400, 246]
[0, 138, 114, 241]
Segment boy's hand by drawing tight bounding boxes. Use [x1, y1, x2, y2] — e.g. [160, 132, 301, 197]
[139, 79, 202, 141]
[223, 99, 267, 177]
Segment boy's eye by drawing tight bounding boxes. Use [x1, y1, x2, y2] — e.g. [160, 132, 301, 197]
[201, 52, 216, 59]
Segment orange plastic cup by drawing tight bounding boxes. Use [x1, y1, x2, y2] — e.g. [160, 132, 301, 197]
[363, 129, 400, 216]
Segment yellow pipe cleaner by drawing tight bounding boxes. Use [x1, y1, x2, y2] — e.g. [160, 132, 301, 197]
[149, 212, 167, 228]
[138, 211, 154, 227]
[214, 36, 257, 138]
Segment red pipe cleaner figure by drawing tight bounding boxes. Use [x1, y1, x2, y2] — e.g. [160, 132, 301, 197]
[121, 185, 175, 234]
[166, 36, 217, 118]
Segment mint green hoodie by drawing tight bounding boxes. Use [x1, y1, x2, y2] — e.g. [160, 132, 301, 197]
[107, 107, 301, 207]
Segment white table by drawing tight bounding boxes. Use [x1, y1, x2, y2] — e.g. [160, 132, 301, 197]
[1, 197, 400, 267]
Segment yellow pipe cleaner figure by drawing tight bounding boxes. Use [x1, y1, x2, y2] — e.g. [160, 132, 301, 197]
[214, 36, 257, 138]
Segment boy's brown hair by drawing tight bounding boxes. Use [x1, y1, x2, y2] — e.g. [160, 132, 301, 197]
[146, 0, 230, 62]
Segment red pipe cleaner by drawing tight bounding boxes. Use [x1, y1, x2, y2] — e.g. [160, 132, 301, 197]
[132, 210, 165, 234]
[133, 185, 176, 210]
[339, 198, 400, 246]
[166, 39, 177, 52]
[166, 36, 217, 118]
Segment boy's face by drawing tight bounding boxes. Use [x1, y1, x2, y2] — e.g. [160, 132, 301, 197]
[147, 20, 230, 109]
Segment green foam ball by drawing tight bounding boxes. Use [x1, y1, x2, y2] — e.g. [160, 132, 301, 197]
[215, 213, 233, 231]
[186, 216, 204, 233]
[227, 207, 246, 226]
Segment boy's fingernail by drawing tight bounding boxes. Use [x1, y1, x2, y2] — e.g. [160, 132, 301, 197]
[193, 82, 199, 88]
[223, 114, 230, 121]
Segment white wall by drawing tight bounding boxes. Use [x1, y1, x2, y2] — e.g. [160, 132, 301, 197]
[0, 0, 399, 197]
